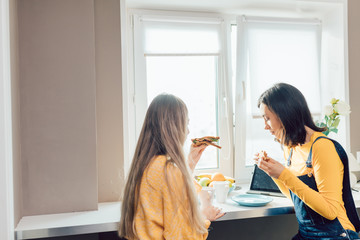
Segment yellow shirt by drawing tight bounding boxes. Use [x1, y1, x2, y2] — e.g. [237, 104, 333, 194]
[134, 155, 210, 240]
[273, 131, 355, 231]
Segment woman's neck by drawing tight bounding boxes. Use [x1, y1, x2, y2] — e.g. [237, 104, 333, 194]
[304, 126, 315, 144]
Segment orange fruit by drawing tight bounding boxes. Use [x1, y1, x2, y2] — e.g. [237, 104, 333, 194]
[211, 172, 226, 182]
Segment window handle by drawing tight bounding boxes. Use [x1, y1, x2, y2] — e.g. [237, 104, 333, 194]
[241, 81, 246, 100]
[223, 97, 228, 119]
[222, 96, 231, 161]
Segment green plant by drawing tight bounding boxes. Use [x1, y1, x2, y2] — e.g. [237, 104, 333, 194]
[317, 98, 351, 136]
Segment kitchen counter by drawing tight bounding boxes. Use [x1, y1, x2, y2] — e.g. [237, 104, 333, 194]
[15, 183, 360, 240]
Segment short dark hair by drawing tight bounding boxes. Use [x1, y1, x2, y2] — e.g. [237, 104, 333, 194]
[257, 83, 326, 147]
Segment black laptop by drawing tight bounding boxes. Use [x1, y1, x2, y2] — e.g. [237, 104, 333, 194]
[246, 165, 285, 197]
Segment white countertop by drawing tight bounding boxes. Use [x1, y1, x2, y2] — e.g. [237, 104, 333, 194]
[15, 183, 360, 240]
[15, 202, 121, 239]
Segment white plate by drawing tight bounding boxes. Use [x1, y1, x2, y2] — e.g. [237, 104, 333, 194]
[231, 194, 273, 207]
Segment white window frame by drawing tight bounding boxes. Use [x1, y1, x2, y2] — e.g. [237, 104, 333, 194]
[126, 9, 234, 177]
[122, 4, 349, 182]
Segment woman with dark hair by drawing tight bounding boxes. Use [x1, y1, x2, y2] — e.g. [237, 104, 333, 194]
[119, 93, 224, 240]
[255, 83, 360, 239]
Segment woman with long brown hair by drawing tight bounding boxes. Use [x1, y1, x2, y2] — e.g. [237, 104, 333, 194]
[119, 93, 224, 240]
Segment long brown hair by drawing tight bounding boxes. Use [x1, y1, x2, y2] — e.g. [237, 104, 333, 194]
[118, 93, 207, 239]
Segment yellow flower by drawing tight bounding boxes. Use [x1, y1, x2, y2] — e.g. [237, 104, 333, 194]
[330, 98, 339, 105]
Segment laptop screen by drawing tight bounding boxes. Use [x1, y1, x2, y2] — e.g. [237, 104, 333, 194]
[249, 165, 282, 194]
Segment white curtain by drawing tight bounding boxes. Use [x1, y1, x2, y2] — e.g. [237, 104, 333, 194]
[235, 16, 322, 179]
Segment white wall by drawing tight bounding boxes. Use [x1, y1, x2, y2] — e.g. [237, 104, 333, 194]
[320, 3, 348, 148]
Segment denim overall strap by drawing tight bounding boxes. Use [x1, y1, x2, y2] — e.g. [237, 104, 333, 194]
[287, 148, 293, 166]
[306, 136, 326, 168]
[308, 136, 360, 232]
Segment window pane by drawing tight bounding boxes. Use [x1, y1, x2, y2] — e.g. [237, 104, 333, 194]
[246, 118, 284, 165]
[247, 23, 321, 115]
[236, 20, 322, 166]
[146, 56, 219, 169]
[143, 21, 220, 54]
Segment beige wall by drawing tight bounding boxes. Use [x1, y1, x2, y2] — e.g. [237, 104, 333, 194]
[94, 0, 124, 202]
[349, 0, 360, 156]
[18, 0, 98, 216]
[12, 0, 124, 220]
[10, 0, 22, 225]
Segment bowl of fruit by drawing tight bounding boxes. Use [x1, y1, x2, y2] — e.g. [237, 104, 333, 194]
[196, 172, 236, 193]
